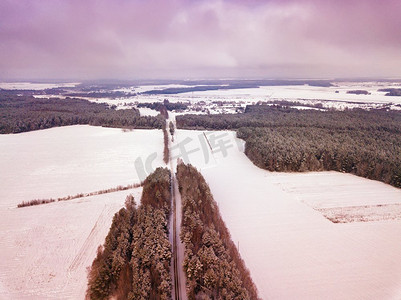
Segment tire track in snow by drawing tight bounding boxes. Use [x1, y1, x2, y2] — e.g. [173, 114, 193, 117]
[68, 204, 112, 273]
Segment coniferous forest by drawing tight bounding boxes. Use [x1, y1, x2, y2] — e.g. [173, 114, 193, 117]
[176, 105, 401, 188]
[0, 95, 164, 133]
[176, 163, 259, 299]
[86, 168, 172, 300]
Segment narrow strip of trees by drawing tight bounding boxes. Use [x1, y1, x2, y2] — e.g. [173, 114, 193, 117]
[17, 199, 55, 207]
[163, 122, 169, 164]
[17, 183, 143, 208]
[176, 163, 259, 299]
[169, 121, 175, 136]
[86, 167, 172, 300]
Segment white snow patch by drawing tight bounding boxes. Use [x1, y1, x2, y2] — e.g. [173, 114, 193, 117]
[138, 107, 160, 116]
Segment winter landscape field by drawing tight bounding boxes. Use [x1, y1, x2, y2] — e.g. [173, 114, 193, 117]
[172, 128, 401, 299]
[29, 81, 401, 112]
[2, 0, 401, 298]
[0, 125, 164, 299]
[1, 93, 400, 298]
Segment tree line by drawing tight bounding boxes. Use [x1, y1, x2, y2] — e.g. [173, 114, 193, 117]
[138, 100, 189, 112]
[18, 182, 142, 208]
[176, 163, 259, 299]
[177, 105, 401, 132]
[140, 80, 332, 95]
[86, 167, 172, 300]
[176, 105, 401, 188]
[0, 95, 164, 134]
[378, 88, 401, 96]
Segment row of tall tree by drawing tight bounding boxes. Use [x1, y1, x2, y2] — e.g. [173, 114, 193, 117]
[0, 95, 164, 133]
[176, 163, 259, 299]
[176, 105, 401, 188]
[378, 88, 401, 96]
[86, 167, 172, 300]
[163, 122, 169, 164]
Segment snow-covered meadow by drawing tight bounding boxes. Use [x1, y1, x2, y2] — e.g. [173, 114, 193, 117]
[0, 126, 164, 209]
[0, 126, 165, 299]
[18, 81, 401, 112]
[178, 82, 401, 103]
[167, 82, 401, 111]
[1, 80, 401, 299]
[171, 128, 401, 300]
[134, 82, 401, 113]
[0, 189, 142, 300]
[0, 82, 79, 90]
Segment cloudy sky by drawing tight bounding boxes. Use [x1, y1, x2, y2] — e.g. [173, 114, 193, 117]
[0, 0, 400, 80]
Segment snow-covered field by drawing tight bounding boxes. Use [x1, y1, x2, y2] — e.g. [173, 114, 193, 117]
[0, 125, 164, 208]
[180, 82, 401, 102]
[0, 126, 164, 299]
[172, 128, 401, 300]
[24, 81, 401, 112]
[132, 82, 401, 112]
[1, 83, 401, 299]
[0, 82, 79, 90]
[138, 107, 161, 116]
[0, 189, 141, 300]
[131, 84, 198, 94]
[173, 83, 401, 111]
[269, 172, 401, 223]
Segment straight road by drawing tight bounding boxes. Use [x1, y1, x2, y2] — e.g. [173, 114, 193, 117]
[168, 119, 187, 300]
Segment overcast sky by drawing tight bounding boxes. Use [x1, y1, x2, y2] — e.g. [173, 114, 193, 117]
[0, 0, 400, 80]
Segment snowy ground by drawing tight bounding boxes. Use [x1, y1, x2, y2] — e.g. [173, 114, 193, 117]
[172, 128, 401, 300]
[26, 81, 401, 112]
[317, 203, 401, 223]
[138, 107, 161, 116]
[0, 82, 79, 90]
[269, 172, 401, 223]
[146, 82, 400, 112]
[0, 126, 165, 299]
[179, 82, 401, 102]
[0, 125, 164, 208]
[171, 83, 401, 111]
[0, 189, 141, 300]
[1, 82, 401, 299]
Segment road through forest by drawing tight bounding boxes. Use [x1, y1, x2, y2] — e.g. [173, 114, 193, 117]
[168, 118, 187, 300]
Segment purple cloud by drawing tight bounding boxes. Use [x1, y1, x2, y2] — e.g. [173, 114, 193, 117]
[0, 0, 400, 80]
